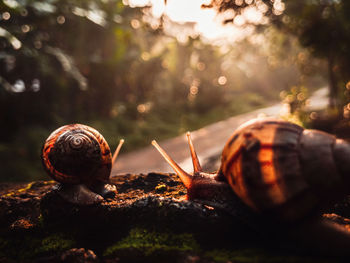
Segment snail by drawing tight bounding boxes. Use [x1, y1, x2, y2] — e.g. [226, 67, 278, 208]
[41, 124, 124, 205]
[152, 118, 350, 256]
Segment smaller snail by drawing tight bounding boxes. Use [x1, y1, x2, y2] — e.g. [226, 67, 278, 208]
[152, 118, 350, 256]
[41, 124, 124, 205]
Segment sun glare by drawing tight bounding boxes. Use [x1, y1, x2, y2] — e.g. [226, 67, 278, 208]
[126, 0, 270, 43]
[165, 0, 212, 23]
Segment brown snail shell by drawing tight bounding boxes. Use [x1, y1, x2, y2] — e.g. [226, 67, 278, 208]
[42, 124, 112, 184]
[41, 124, 124, 205]
[219, 119, 347, 220]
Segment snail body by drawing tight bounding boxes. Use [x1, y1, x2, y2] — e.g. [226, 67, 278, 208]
[41, 124, 124, 205]
[152, 118, 350, 255]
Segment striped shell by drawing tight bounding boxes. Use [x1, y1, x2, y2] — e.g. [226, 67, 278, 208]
[220, 119, 344, 221]
[41, 124, 112, 184]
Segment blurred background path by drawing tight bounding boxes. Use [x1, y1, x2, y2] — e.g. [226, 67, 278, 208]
[111, 87, 329, 176]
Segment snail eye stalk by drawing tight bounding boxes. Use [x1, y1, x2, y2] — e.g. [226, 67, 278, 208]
[112, 139, 124, 166]
[186, 132, 202, 173]
[152, 140, 193, 189]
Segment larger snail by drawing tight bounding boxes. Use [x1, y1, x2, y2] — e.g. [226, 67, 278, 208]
[41, 124, 124, 205]
[152, 118, 350, 255]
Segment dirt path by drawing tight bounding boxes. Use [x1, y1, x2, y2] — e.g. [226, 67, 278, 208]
[111, 87, 328, 176]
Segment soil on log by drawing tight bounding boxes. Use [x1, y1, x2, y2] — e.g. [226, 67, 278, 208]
[1, 173, 350, 262]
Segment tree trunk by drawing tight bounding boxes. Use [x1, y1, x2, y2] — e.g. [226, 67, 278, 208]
[328, 52, 338, 108]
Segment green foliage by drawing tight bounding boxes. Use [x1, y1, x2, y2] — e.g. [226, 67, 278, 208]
[209, 0, 350, 109]
[276, 85, 313, 127]
[104, 228, 199, 257]
[281, 0, 350, 108]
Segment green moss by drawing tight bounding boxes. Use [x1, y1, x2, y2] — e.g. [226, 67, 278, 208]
[0, 237, 8, 258]
[34, 233, 75, 256]
[104, 228, 199, 257]
[0, 233, 75, 260]
[204, 249, 336, 263]
[1, 182, 35, 197]
[37, 213, 44, 227]
[155, 183, 167, 193]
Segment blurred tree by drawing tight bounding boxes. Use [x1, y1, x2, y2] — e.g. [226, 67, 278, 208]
[281, 0, 350, 108]
[0, 0, 131, 132]
[204, 0, 350, 108]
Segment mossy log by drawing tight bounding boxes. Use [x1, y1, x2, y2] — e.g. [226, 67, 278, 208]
[1, 173, 350, 262]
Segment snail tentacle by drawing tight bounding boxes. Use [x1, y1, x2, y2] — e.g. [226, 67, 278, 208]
[112, 139, 125, 166]
[186, 132, 202, 173]
[152, 140, 193, 188]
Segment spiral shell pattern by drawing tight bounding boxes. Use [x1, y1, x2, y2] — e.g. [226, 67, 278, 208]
[41, 124, 112, 184]
[67, 133, 90, 149]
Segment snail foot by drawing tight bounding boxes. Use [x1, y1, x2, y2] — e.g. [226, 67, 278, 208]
[90, 182, 117, 199]
[54, 183, 104, 205]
